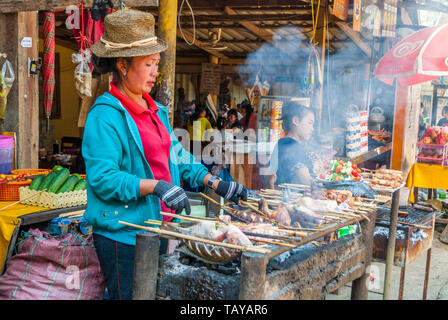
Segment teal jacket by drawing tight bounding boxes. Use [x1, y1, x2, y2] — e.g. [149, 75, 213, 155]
[82, 92, 209, 245]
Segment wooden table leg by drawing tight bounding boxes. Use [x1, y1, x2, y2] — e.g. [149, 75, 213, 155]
[398, 266, 406, 300]
[422, 248, 432, 300]
[383, 189, 400, 300]
[351, 210, 376, 300]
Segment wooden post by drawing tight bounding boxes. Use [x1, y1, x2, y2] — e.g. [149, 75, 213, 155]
[132, 231, 160, 300]
[155, 0, 177, 125]
[315, 5, 327, 134]
[209, 55, 219, 108]
[351, 209, 376, 300]
[0, 11, 39, 169]
[391, 83, 420, 174]
[383, 189, 400, 300]
[239, 251, 268, 300]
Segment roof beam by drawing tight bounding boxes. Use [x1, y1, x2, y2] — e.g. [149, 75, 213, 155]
[335, 21, 371, 57]
[224, 6, 273, 42]
[176, 29, 229, 59]
[183, 0, 313, 8]
[180, 14, 313, 22]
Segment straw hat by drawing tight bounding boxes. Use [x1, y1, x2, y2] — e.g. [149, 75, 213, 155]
[90, 9, 168, 58]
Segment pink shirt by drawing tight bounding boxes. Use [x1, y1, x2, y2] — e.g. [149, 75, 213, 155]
[109, 82, 174, 220]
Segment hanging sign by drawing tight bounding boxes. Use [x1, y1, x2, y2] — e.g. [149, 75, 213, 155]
[353, 0, 397, 38]
[200, 63, 221, 95]
[21, 37, 33, 48]
[333, 0, 350, 21]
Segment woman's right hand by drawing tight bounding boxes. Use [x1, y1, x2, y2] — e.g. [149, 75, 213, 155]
[152, 180, 191, 215]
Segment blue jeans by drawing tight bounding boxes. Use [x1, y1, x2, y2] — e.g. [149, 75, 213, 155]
[93, 233, 167, 300]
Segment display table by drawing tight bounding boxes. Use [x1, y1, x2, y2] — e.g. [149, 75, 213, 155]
[0, 202, 86, 274]
[406, 163, 448, 203]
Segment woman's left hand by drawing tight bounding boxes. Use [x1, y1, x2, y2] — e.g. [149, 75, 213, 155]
[215, 180, 248, 204]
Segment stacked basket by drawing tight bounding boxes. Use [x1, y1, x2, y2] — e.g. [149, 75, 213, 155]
[0, 169, 51, 201]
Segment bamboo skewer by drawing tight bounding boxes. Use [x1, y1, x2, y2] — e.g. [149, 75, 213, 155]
[118, 220, 271, 254]
[246, 236, 297, 248]
[0, 191, 43, 212]
[159, 211, 221, 223]
[199, 192, 236, 213]
[375, 218, 432, 229]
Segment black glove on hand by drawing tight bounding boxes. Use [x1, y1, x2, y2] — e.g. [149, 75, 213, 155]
[153, 180, 191, 215]
[215, 180, 248, 204]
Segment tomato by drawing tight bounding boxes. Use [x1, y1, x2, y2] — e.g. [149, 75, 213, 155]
[335, 175, 341, 182]
[0, 178, 5, 182]
[354, 176, 361, 181]
[336, 165, 343, 173]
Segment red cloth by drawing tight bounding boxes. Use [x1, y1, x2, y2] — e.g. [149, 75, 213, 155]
[109, 82, 174, 219]
[241, 113, 258, 131]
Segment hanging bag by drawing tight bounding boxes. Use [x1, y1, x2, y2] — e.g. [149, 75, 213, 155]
[73, 49, 93, 98]
[0, 58, 15, 119]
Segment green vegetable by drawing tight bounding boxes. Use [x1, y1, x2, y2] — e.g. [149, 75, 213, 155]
[72, 173, 82, 179]
[37, 172, 56, 191]
[56, 175, 80, 194]
[29, 175, 44, 190]
[73, 179, 87, 191]
[52, 165, 64, 174]
[48, 168, 70, 193]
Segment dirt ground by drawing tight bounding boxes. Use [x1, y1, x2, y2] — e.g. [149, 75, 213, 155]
[326, 229, 448, 300]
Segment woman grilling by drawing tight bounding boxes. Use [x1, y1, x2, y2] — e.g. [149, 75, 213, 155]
[82, 9, 248, 300]
[269, 101, 322, 186]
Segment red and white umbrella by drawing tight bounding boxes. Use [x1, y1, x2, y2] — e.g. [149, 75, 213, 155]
[375, 24, 448, 86]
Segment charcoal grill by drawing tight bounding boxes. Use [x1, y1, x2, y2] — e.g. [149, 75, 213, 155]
[372, 205, 441, 299]
[131, 209, 377, 300]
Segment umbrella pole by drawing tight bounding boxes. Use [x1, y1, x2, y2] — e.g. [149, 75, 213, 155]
[366, 37, 376, 110]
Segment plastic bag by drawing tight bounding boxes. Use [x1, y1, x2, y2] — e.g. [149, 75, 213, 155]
[72, 50, 93, 98]
[0, 58, 15, 119]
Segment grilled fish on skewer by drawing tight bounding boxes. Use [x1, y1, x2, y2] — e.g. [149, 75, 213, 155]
[162, 218, 252, 263]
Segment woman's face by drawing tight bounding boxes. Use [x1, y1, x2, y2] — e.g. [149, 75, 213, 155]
[294, 111, 315, 141]
[228, 114, 237, 123]
[119, 53, 160, 94]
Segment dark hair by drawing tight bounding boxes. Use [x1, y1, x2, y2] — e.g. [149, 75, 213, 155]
[189, 105, 207, 125]
[230, 121, 243, 130]
[91, 54, 133, 79]
[227, 109, 238, 118]
[241, 101, 253, 127]
[281, 102, 314, 132]
[443, 106, 448, 115]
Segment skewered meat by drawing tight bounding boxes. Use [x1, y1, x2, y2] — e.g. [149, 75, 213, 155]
[295, 197, 341, 213]
[164, 219, 251, 246]
[286, 203, 326, 227]
[319, 190, 354, 207]
[238, 223, 287, 243]
[365, 169, 403, 190]
[269, 202, 291, 226]
[163, 217, 253, 264]
[317, 180, 378, 198]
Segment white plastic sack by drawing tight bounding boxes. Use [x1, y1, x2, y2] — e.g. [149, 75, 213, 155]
[0, 58, 15, 119]
[72, 50, 93, 98]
